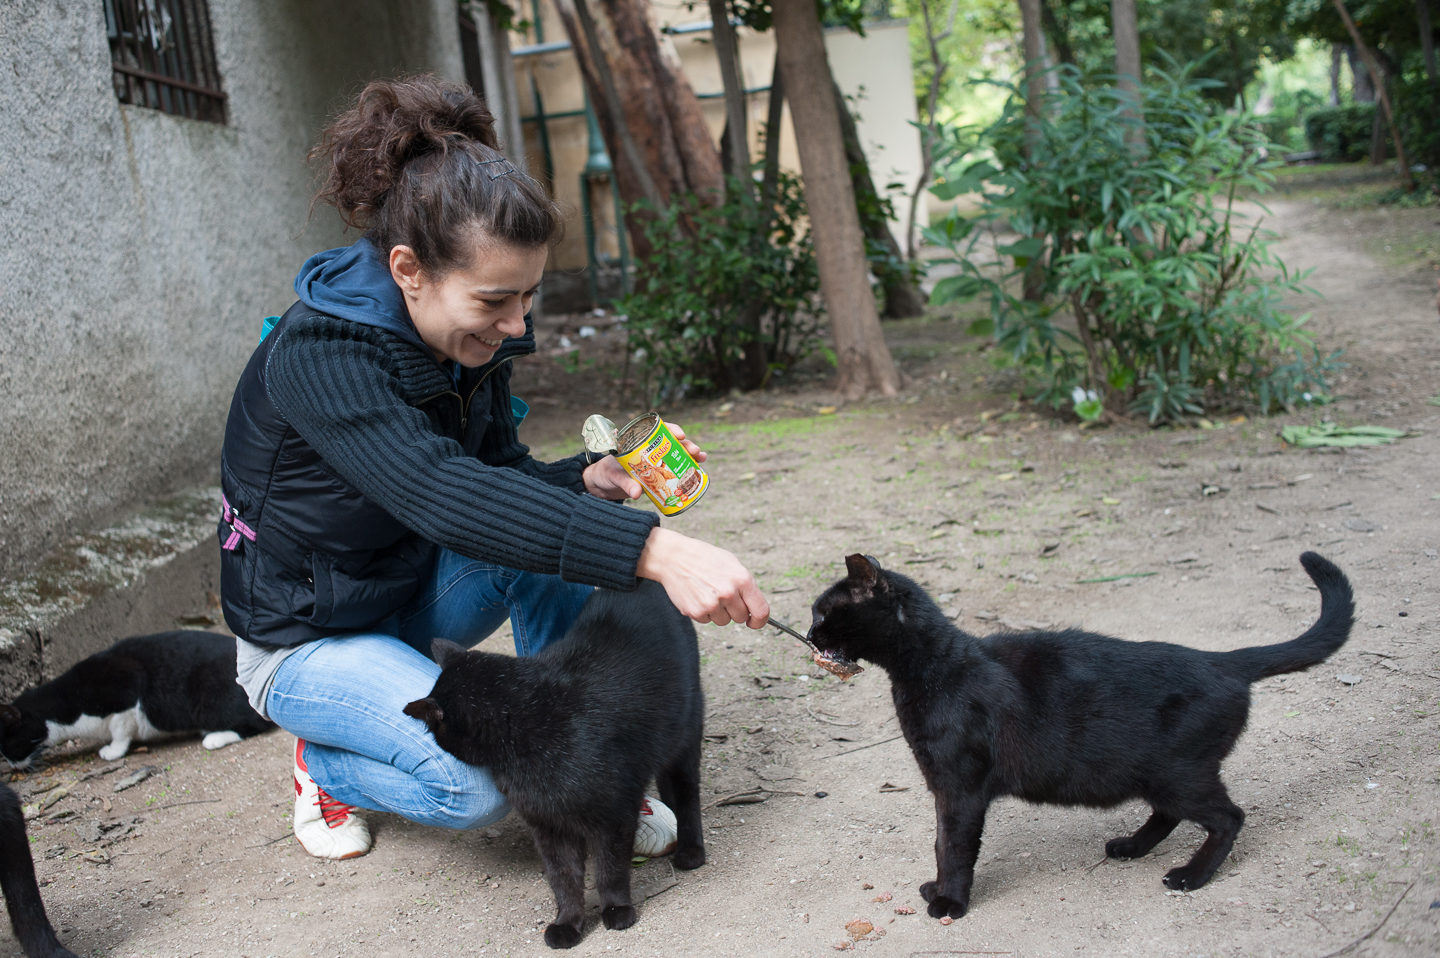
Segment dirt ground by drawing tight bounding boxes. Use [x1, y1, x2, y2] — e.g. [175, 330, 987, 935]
[7, 169, 1439, 958]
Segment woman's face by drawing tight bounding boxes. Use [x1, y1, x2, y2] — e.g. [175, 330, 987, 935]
[390, 240, 548, 368]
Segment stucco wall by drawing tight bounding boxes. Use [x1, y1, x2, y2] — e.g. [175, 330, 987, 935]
[0, 0, 464, 580]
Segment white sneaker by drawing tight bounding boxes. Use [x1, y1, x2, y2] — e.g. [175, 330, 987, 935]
[293, 738, 371, 860]
[633, 795, 678, 857]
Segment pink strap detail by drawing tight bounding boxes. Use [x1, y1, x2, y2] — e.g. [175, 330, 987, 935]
[220, 495, 257, 551]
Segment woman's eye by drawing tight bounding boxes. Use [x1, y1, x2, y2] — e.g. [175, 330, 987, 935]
[482, 300, 505, 309]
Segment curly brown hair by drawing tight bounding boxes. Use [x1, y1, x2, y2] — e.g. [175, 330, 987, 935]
[310, 75, 562, 273]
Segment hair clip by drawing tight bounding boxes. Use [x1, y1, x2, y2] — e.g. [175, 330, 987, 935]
[479, 157, 517, 181]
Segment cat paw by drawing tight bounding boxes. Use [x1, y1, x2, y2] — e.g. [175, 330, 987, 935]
[601, 905, 638, 931]
[98, 743, 128, 762]
[1162, 865, 1214, 892]
[1105, 837, 1143, 860]
[926, 895, 969, 920]
[673, 845, 706, 871]
[544, 923, 584, 949]
[919, 881, 938, 903]
[202, 731, 242, 750]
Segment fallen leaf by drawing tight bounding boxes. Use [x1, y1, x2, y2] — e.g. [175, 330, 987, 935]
[113, 766, 156, 793]
[996, 473, 1016, 481]
[1336, 674, 1362, 685]
[818, 406, 837, 415]
[1167, 552, 1200, 565]
[740, 472, 756, 481]
[872, 892, 893, 903]
[878, 783, 909, 793]
[1102, 497, 1120, 505]
[1074, 508, 1094, 517]
[894, 905, 916, 915]
[861, 883, 874, 890]
[844, 919, 875, 940]
[940, 916, 954, 925]
[973, 611, 999, 621]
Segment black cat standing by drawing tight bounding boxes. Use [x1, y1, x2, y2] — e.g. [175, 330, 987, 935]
[405, 581, 705, 949]
[808, 552, 1354, 920]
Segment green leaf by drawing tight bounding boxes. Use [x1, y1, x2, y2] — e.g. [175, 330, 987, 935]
[1101, 181, 1113, 214]
[966, 317, 996, 337]
[930, 275, 986, 305]
[996, 238, 1045, 260]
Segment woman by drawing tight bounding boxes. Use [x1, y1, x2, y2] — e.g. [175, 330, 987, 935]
[219, 76, 768, 860]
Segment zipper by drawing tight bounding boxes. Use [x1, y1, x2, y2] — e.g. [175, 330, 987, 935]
[460, 357, 514, 429]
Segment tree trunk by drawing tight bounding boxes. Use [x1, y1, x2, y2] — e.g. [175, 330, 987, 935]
[1419, 0, 1437, 80]
[1329, 43, 1342, 106]
[771, 0, 900, 399]
[1110, 0, 1143, 148]
[707, 0, 751, 190]
[904, 0, 960, 262]
[1039, 0, 1074, 66]
[832, 81, 925, 319]
[760, 57, 784, 214]
[473, 2, 526, 170]
[1347, 45, 1375, 101]
[555, 0, 725, 256]
[1018, 0, 1047, 302]
[1332, 0, 1415, 190]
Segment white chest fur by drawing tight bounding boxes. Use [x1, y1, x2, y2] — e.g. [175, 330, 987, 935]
[46, 703, 174, 761]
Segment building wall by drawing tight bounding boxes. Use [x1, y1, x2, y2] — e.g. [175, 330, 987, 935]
[0, 0, 464, 580]
[514, 7, 920, 272]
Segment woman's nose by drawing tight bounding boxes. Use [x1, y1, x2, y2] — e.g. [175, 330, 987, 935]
[497, 304, 528, 337]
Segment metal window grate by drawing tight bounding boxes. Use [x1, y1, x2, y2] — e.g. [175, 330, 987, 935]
[104, 0, 227, 123]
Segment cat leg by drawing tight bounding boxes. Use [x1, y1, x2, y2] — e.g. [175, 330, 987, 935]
[919, 792, 987, 920]
[98, 708, 139, 762]
[1163, 788, 1245, 891]
[1105, 810, 1181, 860]
[201, 731, 243, 751]
[657, 744, 705, 870]
[530, 825, 588, 949]
[593, 817, 640, 932]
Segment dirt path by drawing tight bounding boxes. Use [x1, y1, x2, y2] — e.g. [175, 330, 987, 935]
[8, 181, 1438, 958]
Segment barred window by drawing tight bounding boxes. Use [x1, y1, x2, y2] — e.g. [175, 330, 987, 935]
[104, 0, 226, 124]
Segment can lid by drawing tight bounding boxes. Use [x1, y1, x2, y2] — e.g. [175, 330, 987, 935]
[582, 414, 619, 455]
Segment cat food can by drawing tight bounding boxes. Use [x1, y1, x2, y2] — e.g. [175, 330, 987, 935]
[614, 413, 708, 516]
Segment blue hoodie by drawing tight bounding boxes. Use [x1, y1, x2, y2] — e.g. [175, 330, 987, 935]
[292, 237, 430, 352]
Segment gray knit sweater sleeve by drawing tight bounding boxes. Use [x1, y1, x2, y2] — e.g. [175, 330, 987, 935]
[263, 321, 657, 591]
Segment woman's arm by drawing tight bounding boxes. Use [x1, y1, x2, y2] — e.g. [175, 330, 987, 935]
[264, 320, 658, 590]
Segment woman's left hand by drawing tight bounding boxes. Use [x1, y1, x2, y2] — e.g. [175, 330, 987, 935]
[581, 420, 705, 501]
[583, 456, 641, 500]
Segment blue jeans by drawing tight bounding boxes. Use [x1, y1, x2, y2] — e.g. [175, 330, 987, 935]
[266, 549, 592, 830]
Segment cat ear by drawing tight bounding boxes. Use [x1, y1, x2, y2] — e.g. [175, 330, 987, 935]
[845, 553, 881, 589]
[403, 697, 444, 726]
[0, 705, 19, 726]
[430, 638, 468, 668]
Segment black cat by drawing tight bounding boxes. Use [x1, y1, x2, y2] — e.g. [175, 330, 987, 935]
[404, 581, 706, 949]
[0, 783, 76, 957]
[0, 631, 273, 769]
[808, 551, 1353, 919]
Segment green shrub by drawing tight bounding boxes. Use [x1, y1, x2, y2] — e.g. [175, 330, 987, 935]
[1395, 76, 1440, 170]
[1304, 103, 1381, 162]
[617, 172, 824, 404]
[925, 65, 1337, 425]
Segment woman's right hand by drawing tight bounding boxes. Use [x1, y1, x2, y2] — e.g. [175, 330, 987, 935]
[635, 527, 770, 629]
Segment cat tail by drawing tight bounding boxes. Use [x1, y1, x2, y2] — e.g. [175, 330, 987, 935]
[1219, 552, 1355, 682]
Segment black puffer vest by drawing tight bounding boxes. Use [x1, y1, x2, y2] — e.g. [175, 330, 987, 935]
[218, 302, 533, 647]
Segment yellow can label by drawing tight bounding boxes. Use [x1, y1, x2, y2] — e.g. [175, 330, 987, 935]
[615, 415, 708, 516]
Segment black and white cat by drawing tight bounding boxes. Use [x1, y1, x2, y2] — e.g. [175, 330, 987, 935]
[0, 631, 273, 768]
[807, 552, 1354, 919]
[405, 580, 706, 949]
[0, 783, 76, 957]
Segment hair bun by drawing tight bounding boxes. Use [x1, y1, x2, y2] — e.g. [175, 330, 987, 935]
[312, 75, 500, 230]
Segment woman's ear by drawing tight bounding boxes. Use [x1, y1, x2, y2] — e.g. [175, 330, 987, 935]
[389, 244, 424, 295]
